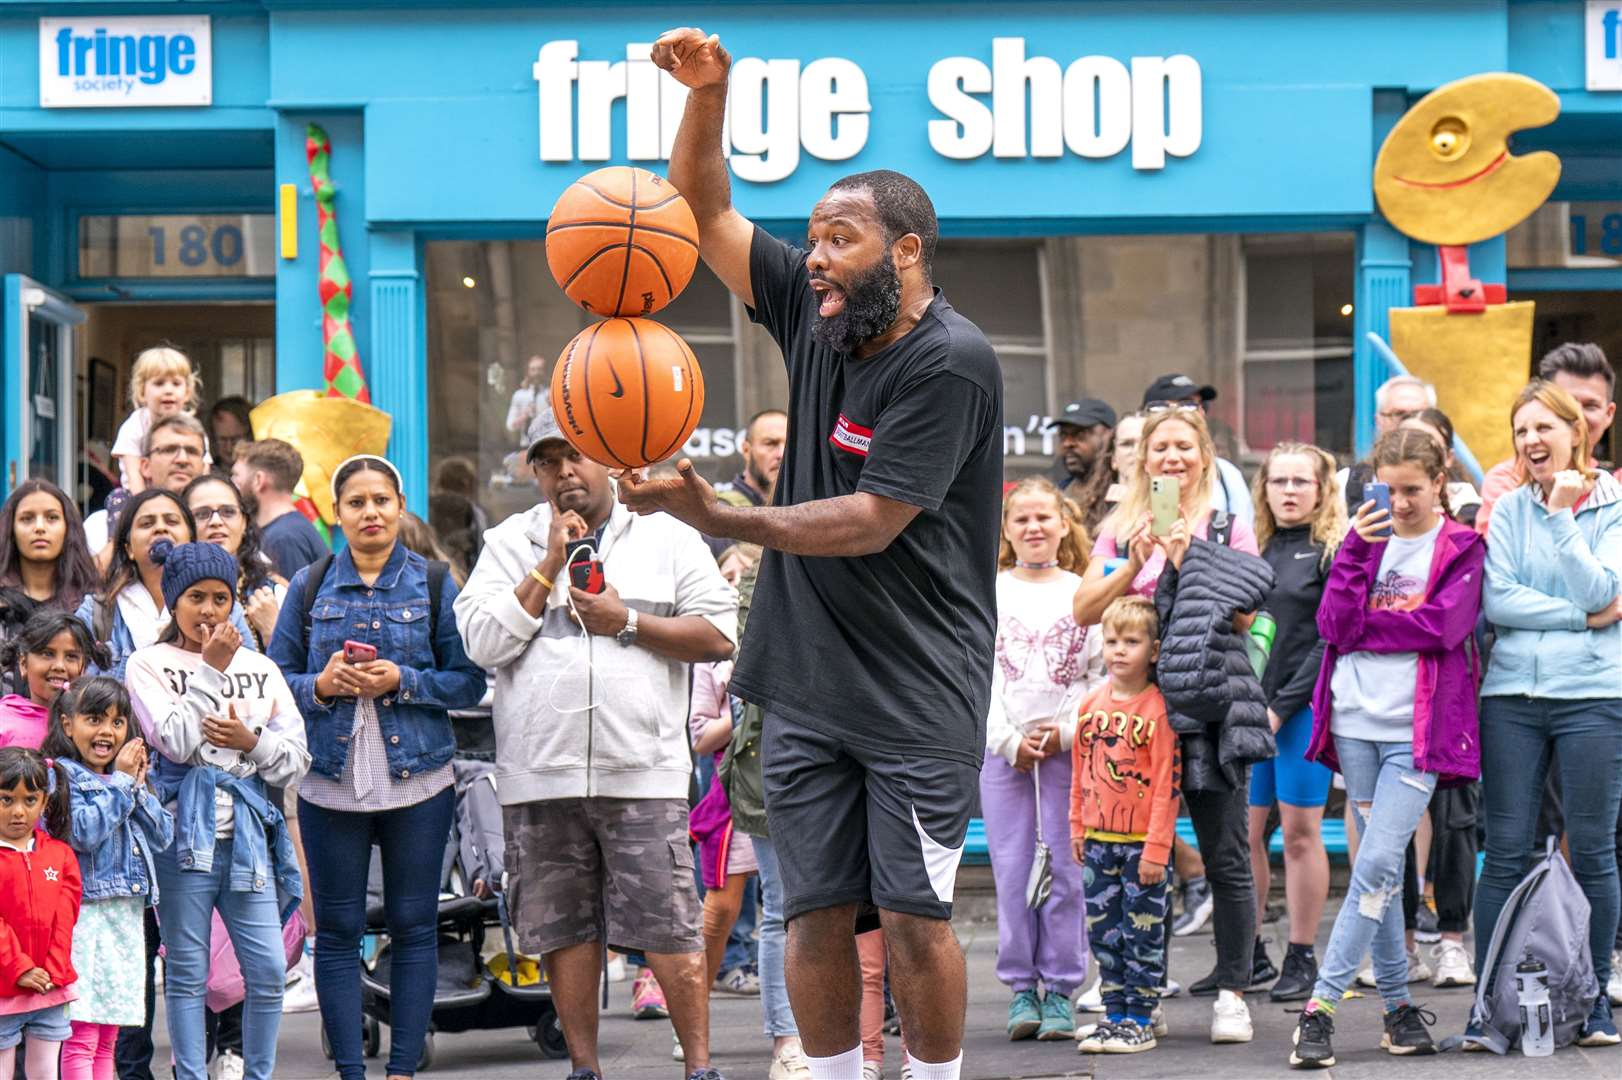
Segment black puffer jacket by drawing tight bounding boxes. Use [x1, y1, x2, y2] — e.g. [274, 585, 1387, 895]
[1154, 536, 1278, 793]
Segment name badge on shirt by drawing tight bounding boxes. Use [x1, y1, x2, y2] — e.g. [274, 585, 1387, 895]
[829, 414, 872, 457]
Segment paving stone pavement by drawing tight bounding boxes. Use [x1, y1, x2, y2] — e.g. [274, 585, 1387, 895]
[157, 901, 1620, 1079]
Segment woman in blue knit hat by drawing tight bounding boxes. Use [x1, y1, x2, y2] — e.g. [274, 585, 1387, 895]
[124, 541, 310, 1080]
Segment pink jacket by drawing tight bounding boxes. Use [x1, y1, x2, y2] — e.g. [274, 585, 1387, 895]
[1307, 518, 1486, 787]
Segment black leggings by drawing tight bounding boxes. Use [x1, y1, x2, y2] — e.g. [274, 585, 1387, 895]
[1185, 779, 1257, 991]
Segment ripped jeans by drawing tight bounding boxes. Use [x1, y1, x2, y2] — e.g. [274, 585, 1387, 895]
[1311, 737, 1437, 1009]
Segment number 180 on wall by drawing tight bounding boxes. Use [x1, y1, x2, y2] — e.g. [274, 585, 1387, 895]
[78, 213, 275, 279]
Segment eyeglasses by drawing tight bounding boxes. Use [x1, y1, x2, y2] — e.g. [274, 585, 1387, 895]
[1144, 402, 1203, 416]
[190, 504, 240, 524]
[149, 443, 203, 460]
[1265, 476, 1320, 491]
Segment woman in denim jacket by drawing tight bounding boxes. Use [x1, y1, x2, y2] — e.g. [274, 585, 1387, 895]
[267, 455, 485, 1080]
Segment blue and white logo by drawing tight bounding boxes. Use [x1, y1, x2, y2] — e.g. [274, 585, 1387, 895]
[39, 16, 212, 108]
[1589, 0, 1622, 90]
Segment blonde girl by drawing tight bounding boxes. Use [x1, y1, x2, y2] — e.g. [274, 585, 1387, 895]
[113, 347, 203, 494]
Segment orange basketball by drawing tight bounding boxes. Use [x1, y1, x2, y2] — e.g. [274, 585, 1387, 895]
[545, 167, 700, 317]
[550, 318, 706, 469]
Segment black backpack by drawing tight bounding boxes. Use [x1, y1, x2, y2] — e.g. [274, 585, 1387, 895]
[297, 553, 449, 655]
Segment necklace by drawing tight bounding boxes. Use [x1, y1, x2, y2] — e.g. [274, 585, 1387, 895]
[1016, 559, 1060, 570]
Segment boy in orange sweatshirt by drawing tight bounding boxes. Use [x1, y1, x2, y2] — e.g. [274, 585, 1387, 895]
[1071, 596, 1181, 1055]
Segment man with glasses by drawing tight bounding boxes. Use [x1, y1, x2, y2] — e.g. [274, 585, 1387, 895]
[84, 412, 210, 562]
[1141, 374, 1255, 528]
[1334, 375, 1436, 515]
[231, 438, 329, 578]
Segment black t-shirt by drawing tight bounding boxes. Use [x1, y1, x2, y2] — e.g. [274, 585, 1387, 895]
[260, 510, 329, 581]
[729, 227, 1004, 765]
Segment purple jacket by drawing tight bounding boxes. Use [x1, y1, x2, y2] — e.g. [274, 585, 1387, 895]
[1307, 518, 1486, 787]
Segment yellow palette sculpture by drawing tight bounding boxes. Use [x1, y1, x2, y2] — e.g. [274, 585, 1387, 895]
[249, 391, 392, 524]
[1373, 73, 1561, 468]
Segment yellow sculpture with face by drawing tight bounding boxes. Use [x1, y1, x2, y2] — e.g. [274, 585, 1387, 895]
[1373, 73, 1560, 246]
[250, 391, 393, 524]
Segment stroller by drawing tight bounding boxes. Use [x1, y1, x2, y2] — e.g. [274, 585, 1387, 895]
[321, 751, 568, 1070]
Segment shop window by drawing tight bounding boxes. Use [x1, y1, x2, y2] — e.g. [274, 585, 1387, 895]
[424, 239, 742, 558]
[932, 240, 1049, 457]
[1507, 201, 1622, 269]
[1240, 233, 1355, 456]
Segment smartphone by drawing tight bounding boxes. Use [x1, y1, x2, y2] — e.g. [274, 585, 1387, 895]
[568, 552, 606, 594]
[1363, 481, 1393, 537]
[343, 639, 377, 665]
[1150, 476, 1180, 537]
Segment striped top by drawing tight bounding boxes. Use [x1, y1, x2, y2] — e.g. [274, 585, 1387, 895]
[298, 696, 452, 813]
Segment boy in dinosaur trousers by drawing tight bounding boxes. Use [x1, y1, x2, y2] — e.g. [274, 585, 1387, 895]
[1070, 596, 1182, 1054]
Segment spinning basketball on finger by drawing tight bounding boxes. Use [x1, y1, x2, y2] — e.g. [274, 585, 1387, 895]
[614, 26, 1005, 1080]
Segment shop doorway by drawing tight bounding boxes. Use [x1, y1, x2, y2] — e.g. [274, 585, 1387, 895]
[1527, 291, 1622, 464]
[77, 302, 275, 511]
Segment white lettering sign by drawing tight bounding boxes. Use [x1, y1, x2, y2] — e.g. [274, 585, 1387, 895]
[533, 39, 1201, 178]
[38, 16, 211, 108]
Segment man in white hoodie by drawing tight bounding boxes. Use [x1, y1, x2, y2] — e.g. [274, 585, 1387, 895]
[455, 413, 738, 1080]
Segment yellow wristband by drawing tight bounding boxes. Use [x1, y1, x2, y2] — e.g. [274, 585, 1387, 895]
[529, 569, 554, 591]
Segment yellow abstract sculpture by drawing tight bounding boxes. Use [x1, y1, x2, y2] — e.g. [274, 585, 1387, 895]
[1374, 73, 1561, 469]
[249, 391, 392, 524]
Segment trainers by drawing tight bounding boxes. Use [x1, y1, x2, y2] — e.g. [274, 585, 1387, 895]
[861, 1064, 883, 1080]
[1150, 1004, 1169, 1037]
[1461, 1019, 1488, 1052]
[1251, 938, 1279, 988]
[1210, 989, 1253, 1043]
[1188, 967, 1220, 996]
[1608, 950, 1622, 1007]
[1173, 877, 1214, 936]
[1430, 939, 1476, 988]
[1160, 976, 1183, 998]
[566, 1070, 602, 1080]
[713, 966, 760, 996]
[1101, 1017, 1157, 1053]
[686, 1069, 726, 1080]
[768, 1040, 812, 1080]
[281, 968, 320, 1014]
[1577, 996, 1621, 1047]
[1381, 1003, 1439, 1055]
[1077, 1019, 1118, 1053]
[1270, 949, 1317, 1002]
[1356, 946, 1432, 988]
[210, 1051, 244, 1080]
[632, 967, 669, 1019]
[1006, 989, 1042, 1040]
[1289, 1009, 1336, 1069]
[1077, 978, 1105, 1013]
[673, 1031, 684, 1061]
[1036, 991, 1075, 1041]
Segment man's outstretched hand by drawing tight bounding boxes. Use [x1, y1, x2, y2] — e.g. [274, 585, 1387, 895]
[651, 28, 731, 88]
[616, 460, 721, 533]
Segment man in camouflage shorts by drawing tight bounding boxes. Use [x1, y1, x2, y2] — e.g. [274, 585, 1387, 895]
[455, 414, 739, 1080]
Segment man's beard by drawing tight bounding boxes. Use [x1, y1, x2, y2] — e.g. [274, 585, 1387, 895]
[811, 251, 902, 354]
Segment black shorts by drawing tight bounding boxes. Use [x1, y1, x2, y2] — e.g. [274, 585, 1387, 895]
[761, 712, 978, 924]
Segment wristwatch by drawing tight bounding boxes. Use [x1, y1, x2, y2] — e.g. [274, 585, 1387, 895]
[615, 607, 639, 647]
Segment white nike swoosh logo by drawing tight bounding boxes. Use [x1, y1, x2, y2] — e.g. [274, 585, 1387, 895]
[1295, 551, 1316, 559]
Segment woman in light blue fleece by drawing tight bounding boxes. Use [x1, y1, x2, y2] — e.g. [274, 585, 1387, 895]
[1477, 379, 1622, 1048]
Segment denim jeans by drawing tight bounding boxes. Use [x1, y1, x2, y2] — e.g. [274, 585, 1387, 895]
[1312, 737, 1437, 1008]
[299, 787, 454, 1079]
[1475, 696, 1622, 991]
[750, 835, 797, 1038]
[154, 840, 285, 1080]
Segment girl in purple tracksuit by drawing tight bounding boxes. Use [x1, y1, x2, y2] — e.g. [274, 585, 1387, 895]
[1288, 430, 1485, 1070]
[982, 478, 1104, 1042]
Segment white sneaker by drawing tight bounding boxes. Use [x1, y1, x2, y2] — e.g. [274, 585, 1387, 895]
[1431, 940, 1476, 988]
[281, 950, 319, 1013]
[1161, 976, 1183, 999]
[1151, 1004, 1169, 1037]
[210, 1050, 245, 1080]
[1609, 950, 1622, 1007]
[768, 1039, 813, 1080]
[1356, 947, 1432, 988]
[1077, 979, 1105, 1013]
[860, 1063, 884, 1080]
[1210, 989, 1253, 1044]
[672, 1031, 683, 1062]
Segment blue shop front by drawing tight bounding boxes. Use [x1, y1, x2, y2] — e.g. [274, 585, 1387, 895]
[2, 0, 1620, 530]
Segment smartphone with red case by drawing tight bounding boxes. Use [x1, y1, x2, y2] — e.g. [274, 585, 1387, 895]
[568, 554, 606, 594]
[343, 639, 377, 665]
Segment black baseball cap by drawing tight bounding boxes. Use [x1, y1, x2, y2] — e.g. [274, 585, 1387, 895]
[1142, 373, 1217, 407]
[1044, 398, 1117, 431]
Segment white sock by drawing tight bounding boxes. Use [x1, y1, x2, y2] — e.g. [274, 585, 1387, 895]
[905, 1050, 963, 1080]
[805, 1045, 862, 1080]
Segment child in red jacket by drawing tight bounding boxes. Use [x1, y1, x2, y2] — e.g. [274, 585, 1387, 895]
[0, 746, 80, 1078]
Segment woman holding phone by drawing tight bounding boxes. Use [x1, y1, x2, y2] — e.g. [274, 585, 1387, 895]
[1074, 405, 1264, 1045]
[267, 455, 485, 1080]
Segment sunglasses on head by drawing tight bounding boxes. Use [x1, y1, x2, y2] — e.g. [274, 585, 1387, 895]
[1144, 402, 1203, 416]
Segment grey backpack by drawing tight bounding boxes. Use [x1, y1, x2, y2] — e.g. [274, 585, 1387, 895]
[1462, 838, 1599, 1054]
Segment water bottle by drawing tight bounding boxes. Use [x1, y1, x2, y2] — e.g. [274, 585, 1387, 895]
[1515, 949, 1553, 1057]
[1246, 611, 1277, 678]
